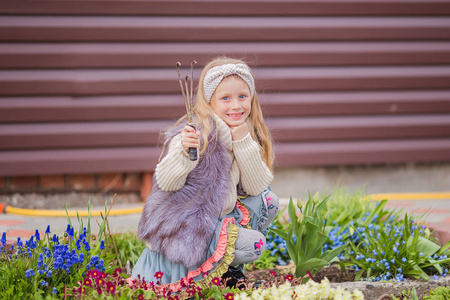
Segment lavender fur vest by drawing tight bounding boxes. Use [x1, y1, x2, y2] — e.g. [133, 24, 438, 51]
[137, 120, 232, 268]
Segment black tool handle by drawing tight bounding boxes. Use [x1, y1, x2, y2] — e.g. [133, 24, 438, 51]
[188, 124, 198, 161]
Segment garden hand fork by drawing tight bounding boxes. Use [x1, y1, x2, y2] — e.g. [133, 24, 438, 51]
[176, 60, 198, 161]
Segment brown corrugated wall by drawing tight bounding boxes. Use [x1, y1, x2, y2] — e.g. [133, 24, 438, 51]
[1, 0, 450, 178]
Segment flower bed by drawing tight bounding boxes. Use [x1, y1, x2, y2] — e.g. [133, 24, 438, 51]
[1, 190, 449, 299]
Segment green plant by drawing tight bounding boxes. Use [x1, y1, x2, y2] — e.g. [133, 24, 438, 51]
[423, 286, 450, 300]
[391, 287, 419, 300]
[346, 212, 450, 281]
[110, 232, 145, 270]
[244, 249, 277, 271]
[271, 193, 348, 281]
[324, 188, 403, 260]
[0, 198, 118, 298]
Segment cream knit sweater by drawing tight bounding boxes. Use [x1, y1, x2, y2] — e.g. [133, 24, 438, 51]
[155, 115, 273, 216]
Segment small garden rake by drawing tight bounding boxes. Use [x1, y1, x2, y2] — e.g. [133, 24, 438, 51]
[176, 60, 198, 161]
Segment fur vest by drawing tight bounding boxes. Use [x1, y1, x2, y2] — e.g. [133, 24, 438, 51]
[137, 121, 232, 268]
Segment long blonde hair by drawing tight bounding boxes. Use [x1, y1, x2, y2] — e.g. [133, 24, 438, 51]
[171, 57, 274, 171]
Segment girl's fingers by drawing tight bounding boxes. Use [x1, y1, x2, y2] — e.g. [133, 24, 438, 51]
[181, 126, 200, 151]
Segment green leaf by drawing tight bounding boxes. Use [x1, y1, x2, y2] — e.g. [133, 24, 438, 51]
[304, 222, 327, 258]
[288, 197, 299, 235]
[320, 242, 349, 263]
[270, 228, 288, 241]
[414, 236, 442, 257]
[411, 287, 418, 300]
[65, 202, 72, 227]
[295, 258, 329, 278]
[412, 265, 429, 281]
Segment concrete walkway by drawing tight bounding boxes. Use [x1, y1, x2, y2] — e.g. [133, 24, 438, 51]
[1, 194, 449, 246]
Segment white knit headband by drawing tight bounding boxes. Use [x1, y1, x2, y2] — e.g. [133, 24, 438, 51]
[203, 63, 255, 102]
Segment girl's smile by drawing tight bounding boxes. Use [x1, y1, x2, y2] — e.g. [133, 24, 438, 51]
[211, 76, 252, 127]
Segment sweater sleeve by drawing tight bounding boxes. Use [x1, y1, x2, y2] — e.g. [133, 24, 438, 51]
[232, 133, 273, 196]
[155, 134, 199, 191]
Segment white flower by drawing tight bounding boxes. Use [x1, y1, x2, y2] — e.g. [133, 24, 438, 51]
[352, 289, 365, 300]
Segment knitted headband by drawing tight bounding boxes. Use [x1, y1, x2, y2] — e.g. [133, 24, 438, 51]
[203, 63, 255, 102]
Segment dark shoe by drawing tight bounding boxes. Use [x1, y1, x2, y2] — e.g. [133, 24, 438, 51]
[221, 266, 246, 288]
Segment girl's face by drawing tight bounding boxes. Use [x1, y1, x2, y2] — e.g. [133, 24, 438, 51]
[210, 76, 252, 127]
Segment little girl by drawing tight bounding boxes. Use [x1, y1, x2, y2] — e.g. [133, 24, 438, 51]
[132, 57, 279, 292]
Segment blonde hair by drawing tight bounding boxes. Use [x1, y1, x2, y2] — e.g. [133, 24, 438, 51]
[170, 57, 274, 171]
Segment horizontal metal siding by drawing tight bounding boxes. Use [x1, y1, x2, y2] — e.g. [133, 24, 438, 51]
[1, 0, 450, 176]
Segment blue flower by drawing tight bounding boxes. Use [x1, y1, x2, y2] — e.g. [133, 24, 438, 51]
[45, 225, 51, 234]
[401, 257, 407, 262]
[99, 240, 105, 250]
[25, 269, 35, 278]
[52, 287, 57, 294]
[47, 270, 52, 277]
[65, 224, 74, 237]
[0, 232, 6, 244]
[40, 280, 48, 286]
[35, 230, 40, 241]
[433, 275, 439, 280]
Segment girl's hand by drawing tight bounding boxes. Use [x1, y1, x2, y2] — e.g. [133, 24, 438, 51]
[230, 123, 249, 141]
[181, 125, 200, 153]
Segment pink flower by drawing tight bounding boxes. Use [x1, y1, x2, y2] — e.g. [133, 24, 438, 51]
[307, 270, 314, 280]
[224, 292, 234, 300]
[211, 277, 221, 286]
[91, 270, 100, 278]
[126, 277, 136, 287]
[269, 271, 277, 276]
[202, 272, 209, 278]
[83, 278, 92, 286]
[113, 268, 122, 277]
[95, 277, 105, 286]
[106, 281, 116, 294]
[154, 271, 164, 279]
[285, 274, 294, 281]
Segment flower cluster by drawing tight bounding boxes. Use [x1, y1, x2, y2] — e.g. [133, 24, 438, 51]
[234, 278, 364, 300]
[346, 215, 450, 282]
[266, 225, 290, 266]
[0, 223, 109, 296]
[69, 268, 126, 298]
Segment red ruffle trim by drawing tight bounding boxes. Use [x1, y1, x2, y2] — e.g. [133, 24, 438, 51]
[162, 217, 236, 292]
[236, 201, 250, 226]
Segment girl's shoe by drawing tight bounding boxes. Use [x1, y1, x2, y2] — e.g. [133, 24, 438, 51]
[221, 266, 246, 288]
